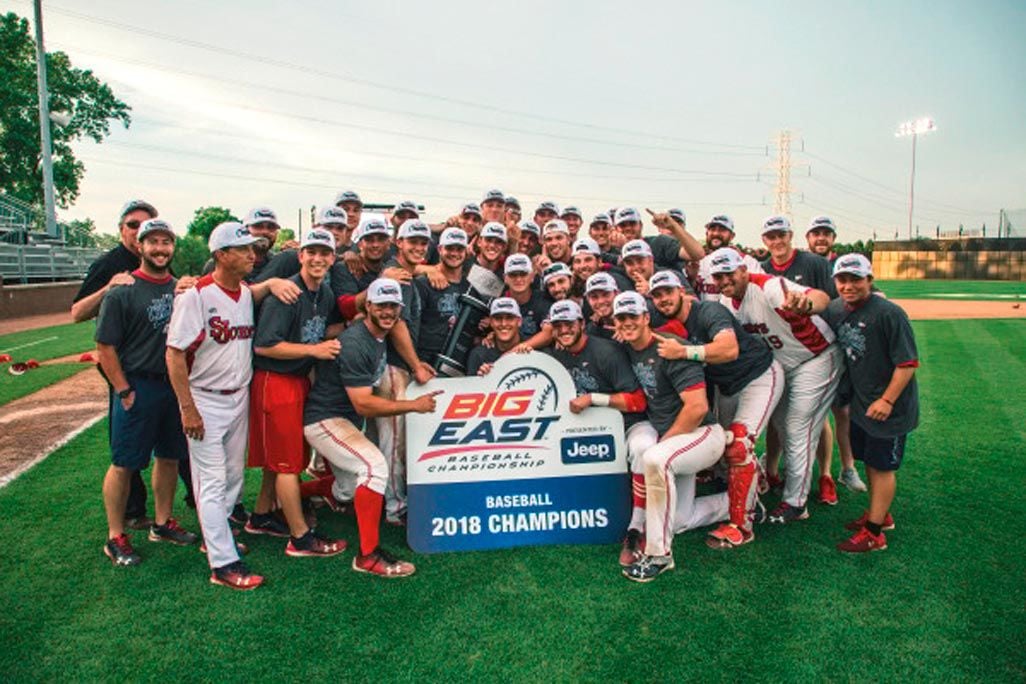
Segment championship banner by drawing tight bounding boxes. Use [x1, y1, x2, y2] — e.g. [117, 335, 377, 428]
[406, 351, 630, 553]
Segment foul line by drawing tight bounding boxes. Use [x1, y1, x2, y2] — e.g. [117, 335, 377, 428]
[0, 336, 59, 354]
[0, 412, 104, 489]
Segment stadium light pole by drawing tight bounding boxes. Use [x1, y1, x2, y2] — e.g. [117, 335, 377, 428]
[896, 117, 936, 240]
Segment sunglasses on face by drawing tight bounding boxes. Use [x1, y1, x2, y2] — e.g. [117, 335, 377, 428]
[123, 220, 142, 230]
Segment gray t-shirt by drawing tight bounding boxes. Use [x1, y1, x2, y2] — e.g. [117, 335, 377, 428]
[763, 250, 836, 297]
[95, 270, 176, 376]
[544, 335, 644, 429]
[625, 332, 712, 437]
[253, 274, 337, 377]
[822, 295, 920, 438]
[466, 344, 504, 377]
[382, 258, 423, 370]
[674, 299, 773, 396]
[414, 274, 467, 363]
[303, 321, 387, 426]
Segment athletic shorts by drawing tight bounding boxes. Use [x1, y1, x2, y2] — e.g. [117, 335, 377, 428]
[110, 375, 188, 469]
[248, 369, 311, 474]
[850, 420, 907, 472]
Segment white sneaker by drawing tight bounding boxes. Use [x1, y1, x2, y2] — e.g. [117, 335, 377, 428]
[839, 468, 867, 492]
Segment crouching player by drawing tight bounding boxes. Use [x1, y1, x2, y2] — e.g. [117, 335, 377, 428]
[823, 255, 919, 552]
[614, 292, 728, 582]
[302, 279, 442, 576]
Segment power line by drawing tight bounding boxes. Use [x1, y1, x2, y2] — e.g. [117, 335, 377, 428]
[21, 1, 766, 152]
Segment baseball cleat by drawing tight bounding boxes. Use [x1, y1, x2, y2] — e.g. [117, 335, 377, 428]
[766, 473, 784, 493]
[228, 503, 250, 525]
[818, 475, 839, 506]
[286, 530, 347, 558]
[210, 561, 264, 590]
[767, 502, 809, 524]
[618, 529, 645, 567]
[124, 515, 155, 531]
[844, 511, 895, 532]
[353, 547, 416, 578]
[244, 513, 290, 538]
[148, 517, 199, 546]
[622, 554, 675, 583]
[706, 523, 754, 549]
[839, 468, 868, 492]
[103, 534, 141, 567]
[837, 527, 887, 553]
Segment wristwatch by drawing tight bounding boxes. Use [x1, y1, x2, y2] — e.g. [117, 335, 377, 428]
[118, 387, 133, 399]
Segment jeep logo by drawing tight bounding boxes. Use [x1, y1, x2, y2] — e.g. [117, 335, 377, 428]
[560, 435, 615, 464]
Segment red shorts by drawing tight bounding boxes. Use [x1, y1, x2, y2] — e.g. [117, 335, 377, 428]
[248, 369, 311, 474]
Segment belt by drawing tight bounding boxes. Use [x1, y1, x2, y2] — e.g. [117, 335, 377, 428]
[197, 386, 243, 395]
[129, 370, 170, 382]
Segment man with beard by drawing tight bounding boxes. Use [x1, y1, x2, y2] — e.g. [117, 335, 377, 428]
[517, 219, 541, 256]
[706, 247, 842, 526]
[694, 214, 764, 301]
[614, 291, 729, 582]
[303, 279, 442, 576]
[806, 215, 839, 262]
[542, 261, 574, 303]
[96, 219, 197, 566]
[533, 201, 560, 231]
[466, 297, 530, 376]
[618, 239, 692, 300]
[542, 300, 653, 569]
[647, 270, 783, 549]
[570, 238, 610, 298]
[415, 228, 470, 366]
[541, 219, 573, 267]
[246, 229, 346, 557]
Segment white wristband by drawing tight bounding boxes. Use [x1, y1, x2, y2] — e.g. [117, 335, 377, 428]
[591, 393, 611, 407]
[683, 345, 706, 362]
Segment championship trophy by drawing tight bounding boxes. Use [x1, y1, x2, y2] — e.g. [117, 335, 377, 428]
[433, 264, 506, 377]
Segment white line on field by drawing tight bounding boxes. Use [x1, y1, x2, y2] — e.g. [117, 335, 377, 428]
[0, 336, 59, 354]
[0, 412, 104, 489]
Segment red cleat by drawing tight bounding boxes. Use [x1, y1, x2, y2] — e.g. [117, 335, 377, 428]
[844, 511, 895, 532]
[25, 359, 39, 369]
[706, 523, 754, 549]
[818, 475, 838, 506]
[353, 547, 415, 578]
[210, 561, 264, 590]
[0, 354, 11, 363]
[78, 352, 95, 363]
[837, 527, 887, 553]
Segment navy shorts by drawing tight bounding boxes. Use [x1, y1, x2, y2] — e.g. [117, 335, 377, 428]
[110, 375, 188, 469]
[850, 420, 907, 472]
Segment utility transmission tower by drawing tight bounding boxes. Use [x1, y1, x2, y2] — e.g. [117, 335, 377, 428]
[763, 130, 807, 219]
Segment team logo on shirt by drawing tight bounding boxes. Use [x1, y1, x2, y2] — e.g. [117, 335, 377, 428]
[147, 293, 174, 332]
[632, 360, 657, 398]
[208, 316, 255, 344]
[569, 366, 600, 394]
[301, 315, 327, 344]
[836, 321, 867, 363]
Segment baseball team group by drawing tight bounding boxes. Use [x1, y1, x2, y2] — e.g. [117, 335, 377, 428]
[72, 189, 919, 589]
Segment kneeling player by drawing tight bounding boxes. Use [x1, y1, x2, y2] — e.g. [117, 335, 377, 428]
[302, 279, 442, 577]
[614, 292, 728, 583]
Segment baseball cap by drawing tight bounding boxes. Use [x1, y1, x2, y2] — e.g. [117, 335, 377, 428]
[761, 215, 792, 235]
[572, 237, 601, 256]
[489, 297, 522, 318]
[367, 278, 404, 306]
[504, 254, 533, 275]
[209, 222, 261, 252]
[480, 222, 508, 243]
[300, 228, 336, 252]
[482, 188, 505, 204]
[460, 202, 483, 218]
[621, 239, 653, 260]
[536, 201, 560, 215]
[808, 215, 837, 234]
[518, 220, 541, 237]
[707, 247, 746, 275]
[119, 199, 158, 221]
[137, 218, 175, 242]
[358, 218, 391, 241]
[542, 262, 572, 284]
[244, 206, 280, 229]
[613, 291, 648, 317]
[585, 272, 619, 295]
[548, 299, 583, 322]
[615, 207, 641, 225]
[668, 208, 686, 225]
[504, 196, 520, 209]
[590, 212, 612, 226]
[439, 227, 468, 248]
[334, 190, 363, 207]
[648, 270, 683, 292]
[832, 253, 873, 279]
[561, 205, 582, 219]
[393, 200, 420, 217]
[542, 219, 570, 237]
[706, 214, 735, 232]
[316, 206, 348, 227]
[396, 219, 431, 241]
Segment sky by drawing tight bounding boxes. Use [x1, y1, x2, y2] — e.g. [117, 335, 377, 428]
[5, 0, 1026, 246]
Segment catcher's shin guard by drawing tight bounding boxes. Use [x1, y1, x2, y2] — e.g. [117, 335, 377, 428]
[724, 424, 757, 530]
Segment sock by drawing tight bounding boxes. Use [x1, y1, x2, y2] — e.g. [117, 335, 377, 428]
[354, 485, 383, 556]
[631, 474, 646, 530]
[865, 521, 883, 536]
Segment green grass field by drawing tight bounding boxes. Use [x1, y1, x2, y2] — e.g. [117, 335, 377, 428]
[875, 279, 1026, 300]
[0, 363, 91, 405]
[1, 319, 1024, 681]
[0, 322, 96, 362]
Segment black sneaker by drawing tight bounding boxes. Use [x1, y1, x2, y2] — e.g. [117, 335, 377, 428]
[148, 517, 199, 546]
[104, 534, 141, 566]
[622, 554, 675, 583]
[286, 529, 347, 557]
[767, 502, 809, 524]
[124, 515, 154, 531]
[244, 512, 289, 538]
[229, 503, 250, 526]
[210, 561, 264, 590]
